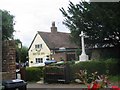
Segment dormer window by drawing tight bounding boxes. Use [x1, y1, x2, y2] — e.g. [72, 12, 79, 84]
[35, 44, 42, 49]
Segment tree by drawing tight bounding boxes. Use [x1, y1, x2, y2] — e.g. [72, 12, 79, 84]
[16, 46, 28, 63]
[60, 2, 120, 48]
[20, 46, 28, 63]
[1, 10, 15, 40]
[15, 39, 22, 63]
[15, 39, 28, 63]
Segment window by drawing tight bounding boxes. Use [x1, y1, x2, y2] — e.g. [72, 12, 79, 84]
[36, 58, 43, 63]
[35, 44, 42, 49]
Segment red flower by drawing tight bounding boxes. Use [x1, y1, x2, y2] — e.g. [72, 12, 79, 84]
[112, 86, 120, 90]
[91, 82, 100, 90]
[87, 84, 91, 90]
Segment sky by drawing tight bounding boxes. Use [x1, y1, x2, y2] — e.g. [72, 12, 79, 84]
[0, 0, 83, 47]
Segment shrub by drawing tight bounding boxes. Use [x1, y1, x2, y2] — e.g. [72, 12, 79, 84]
[71, 59, 119, 80]
[26, 67, 43, 82]
[72, 61, 106, 75]
[105, 59, 119, 75]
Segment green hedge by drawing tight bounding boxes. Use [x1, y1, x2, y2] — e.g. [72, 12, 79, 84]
[104, 59, 119, 75]
[71, 61, 105, 76]
[25, 59, 119, 82]
[71, 59, 119, 79]
[26, 67, 43, 82]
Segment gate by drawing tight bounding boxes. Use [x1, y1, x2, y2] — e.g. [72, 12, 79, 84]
[44, 64, 71, 83]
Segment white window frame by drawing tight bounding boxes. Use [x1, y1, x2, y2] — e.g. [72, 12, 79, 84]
[36, 58, 43, 63]
[35, 44, 42, 49]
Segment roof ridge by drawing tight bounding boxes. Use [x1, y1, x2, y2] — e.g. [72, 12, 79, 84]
[37, 31, 70, 34]
[37, 31, 50, 33]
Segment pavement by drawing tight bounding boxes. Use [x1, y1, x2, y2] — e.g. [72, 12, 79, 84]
[27, 80, 120, 89]
[27, 80, 87, 89]
[27, 83, 86, 88]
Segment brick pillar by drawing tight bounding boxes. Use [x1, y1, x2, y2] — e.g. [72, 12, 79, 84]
[2, 40, 16, 80]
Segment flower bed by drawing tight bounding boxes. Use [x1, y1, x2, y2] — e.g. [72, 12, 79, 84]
[76, 70, 120, 90]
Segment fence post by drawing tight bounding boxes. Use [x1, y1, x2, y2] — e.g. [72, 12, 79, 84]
[20, 67, 26, 81]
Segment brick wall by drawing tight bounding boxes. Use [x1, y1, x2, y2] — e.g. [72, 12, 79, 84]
[2, 40, 16, 80]
[52, 52, 66, 61]
[52, 52, 76, 61]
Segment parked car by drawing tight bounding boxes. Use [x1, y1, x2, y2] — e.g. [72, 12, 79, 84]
[44, 60, 57, 65]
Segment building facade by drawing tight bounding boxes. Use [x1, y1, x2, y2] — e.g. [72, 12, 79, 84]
[28, 22, 78, 67]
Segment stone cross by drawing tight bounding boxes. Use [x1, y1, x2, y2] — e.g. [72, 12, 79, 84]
[79, 31, 88, 61]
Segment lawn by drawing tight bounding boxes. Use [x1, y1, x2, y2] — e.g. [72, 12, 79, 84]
[109, 75, 120, 87]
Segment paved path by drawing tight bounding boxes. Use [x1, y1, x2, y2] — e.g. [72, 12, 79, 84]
[27, 83, 86, 89]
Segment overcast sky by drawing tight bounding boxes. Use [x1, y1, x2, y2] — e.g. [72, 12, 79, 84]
[0, 0, 84, 47]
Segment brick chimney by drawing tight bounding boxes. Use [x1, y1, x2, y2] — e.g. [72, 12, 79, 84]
[51, 21, 57, 33]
